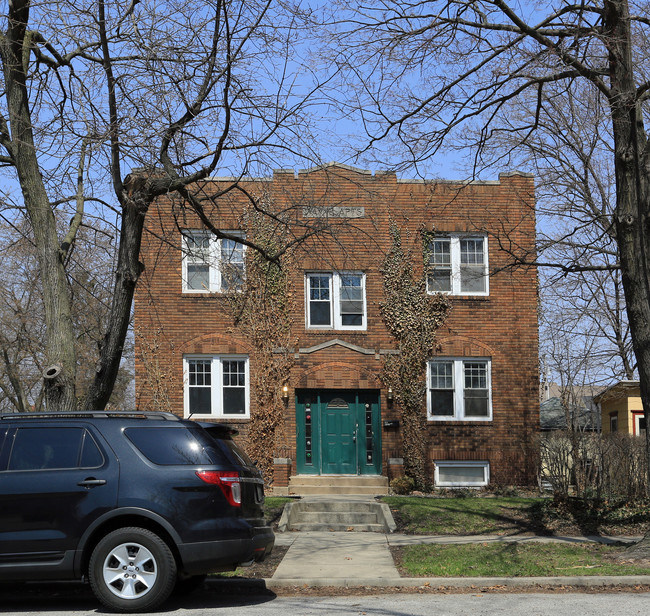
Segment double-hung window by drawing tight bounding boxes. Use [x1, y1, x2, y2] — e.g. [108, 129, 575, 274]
[428, 358, 492, 421]
[184, 356, 249, 418]
[306, 272, 366, 330]
[184, 231, 212, 292]
[182, 230, 245, 293]
[427, 235, 488, 295]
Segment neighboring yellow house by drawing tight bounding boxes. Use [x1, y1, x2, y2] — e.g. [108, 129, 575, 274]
[596, 381, 647, 437]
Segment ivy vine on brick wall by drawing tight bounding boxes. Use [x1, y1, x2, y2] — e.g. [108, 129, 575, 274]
[135, 328, 177, 413]
[380, 224, 451, 489]
[220, 208, 295, 485]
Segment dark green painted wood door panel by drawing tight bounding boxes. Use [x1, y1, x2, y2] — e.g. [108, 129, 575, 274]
[296, 390, 381, 475]
[321, 397, 357, 474]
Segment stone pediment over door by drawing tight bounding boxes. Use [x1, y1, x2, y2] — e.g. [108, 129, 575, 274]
[299, 339, 376, 356]
[296, 338, 399, 358]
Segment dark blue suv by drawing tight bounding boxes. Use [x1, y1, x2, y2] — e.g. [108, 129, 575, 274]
[0, 411, 274, 612]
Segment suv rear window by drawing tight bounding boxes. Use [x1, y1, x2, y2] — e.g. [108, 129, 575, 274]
[205, 431, 254, 467]
[125, 427, 230, 465]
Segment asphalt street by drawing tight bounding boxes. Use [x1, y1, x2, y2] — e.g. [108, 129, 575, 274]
[2, 528, 648, 615]
[1, 585, 650, 616]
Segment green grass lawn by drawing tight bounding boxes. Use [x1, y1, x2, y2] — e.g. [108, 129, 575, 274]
[395, 542, 650, 577]
[383, 496, 543, 535]
[382, 495, 650, 536]
[254, 495, 650, 580]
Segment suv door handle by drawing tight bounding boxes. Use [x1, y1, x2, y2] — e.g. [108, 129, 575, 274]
[78, 478, 107, 488]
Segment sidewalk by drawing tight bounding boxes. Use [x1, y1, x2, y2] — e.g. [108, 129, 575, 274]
[272, 531, 400, 582]
[258, 530, 650, 591]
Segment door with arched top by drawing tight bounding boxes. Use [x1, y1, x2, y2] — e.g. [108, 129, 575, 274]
[296, 389, 381, 475]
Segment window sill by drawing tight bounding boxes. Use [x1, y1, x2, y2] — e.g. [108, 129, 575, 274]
[443, 294, 490, 300]
[428, 417, 493, 423]
[182, 290, 239, 296]
[184, 415, 250, 421]
[305, 328, 368, 333]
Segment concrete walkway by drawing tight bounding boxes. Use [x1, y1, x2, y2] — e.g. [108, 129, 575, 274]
[272, 531, 400, 581]
[387, 533, 642, 546]
[263, 529, 650, 590]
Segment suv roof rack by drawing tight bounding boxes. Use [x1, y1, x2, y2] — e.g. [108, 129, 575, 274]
[0, 410, 181, 421]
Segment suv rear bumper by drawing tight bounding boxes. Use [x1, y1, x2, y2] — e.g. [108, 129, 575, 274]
[251, 526, 276, 562]
[178, 527, 275, 575]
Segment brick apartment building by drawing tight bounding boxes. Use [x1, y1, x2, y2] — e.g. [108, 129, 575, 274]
[134, 163, 539, 493]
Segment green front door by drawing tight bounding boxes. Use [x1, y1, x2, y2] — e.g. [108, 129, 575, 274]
[322, 393, 357, 474]
[296, 390, 381, 475]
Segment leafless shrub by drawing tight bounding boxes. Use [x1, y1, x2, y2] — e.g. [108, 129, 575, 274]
[541, 431, 648, 500]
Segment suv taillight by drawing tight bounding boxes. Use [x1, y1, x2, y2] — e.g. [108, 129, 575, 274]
[196, 470, 242, 507]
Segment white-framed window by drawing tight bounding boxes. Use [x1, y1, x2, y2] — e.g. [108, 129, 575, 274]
[306, 272, 366, 330]
[428, 358, 492, 421]
[634, 412, 646, 437]
[182, 230, 245, 293]
[183, 355, 249, 418]
[435, 461, 490, 487]
[427, 235, 489, 295]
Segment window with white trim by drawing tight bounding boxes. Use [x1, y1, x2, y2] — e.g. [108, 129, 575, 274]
[427, 235, 488, 295]
[184, 356, 249, 418]
[428, 358, 492, 421]
[182, 230, 245, 293]
[306, 272, 366, 330]
[435, 461, 490, 487]
[634, 413, 646, 437]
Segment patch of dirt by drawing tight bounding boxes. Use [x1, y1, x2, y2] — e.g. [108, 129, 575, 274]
[389, 546, 408, 576]
[269, 583, 650, 596]
[225, 545, 289, 579]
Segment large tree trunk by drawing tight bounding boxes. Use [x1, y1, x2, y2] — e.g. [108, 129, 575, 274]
[607, 0, 650, 495]
[1, 0, 78, 410]
[81, 187, 148, 410]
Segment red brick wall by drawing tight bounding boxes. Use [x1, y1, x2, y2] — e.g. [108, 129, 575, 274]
[134, 164, 539, 486]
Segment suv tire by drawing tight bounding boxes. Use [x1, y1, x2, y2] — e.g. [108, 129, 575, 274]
[89, 527, 177, 613]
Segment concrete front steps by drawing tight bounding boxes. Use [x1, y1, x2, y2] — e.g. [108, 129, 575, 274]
[278, 499, 396, 533]
[287, 474, 389, 496]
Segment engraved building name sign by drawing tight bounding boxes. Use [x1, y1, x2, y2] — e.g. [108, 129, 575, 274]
[302, 206, 365, 218]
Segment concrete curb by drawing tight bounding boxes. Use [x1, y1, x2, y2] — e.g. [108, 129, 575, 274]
[205, 575, 650, 592]
[264, 576, 650, 589]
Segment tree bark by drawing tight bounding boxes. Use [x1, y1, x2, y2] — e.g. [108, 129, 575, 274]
[606, 0, 650, 494]
[81, 185, 148, 410]
[1, 0, 77, 410]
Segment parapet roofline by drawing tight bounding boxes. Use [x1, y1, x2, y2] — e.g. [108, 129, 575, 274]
[205, 163, 533, 184]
